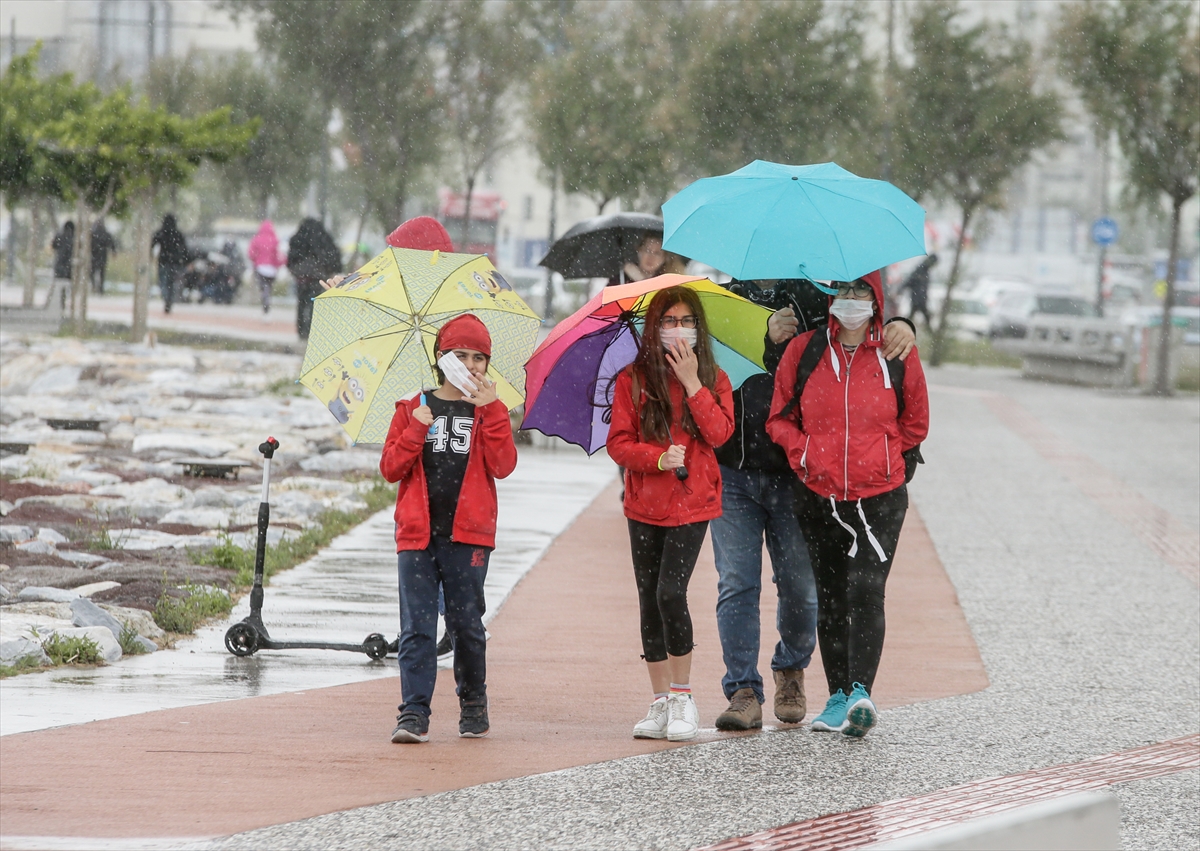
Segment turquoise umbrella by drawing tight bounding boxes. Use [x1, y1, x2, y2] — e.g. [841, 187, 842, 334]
[663, 160, 927, 290]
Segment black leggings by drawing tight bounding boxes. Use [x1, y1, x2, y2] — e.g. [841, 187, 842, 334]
[627, 519, 708, 662]
[798, 485, 908, 694]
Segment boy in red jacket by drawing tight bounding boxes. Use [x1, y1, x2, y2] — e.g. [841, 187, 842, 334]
[380, 314, 517, 743]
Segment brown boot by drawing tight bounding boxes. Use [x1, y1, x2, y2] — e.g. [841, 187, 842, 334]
[773, 668, 807, 723]
[715, 688, 762, 731]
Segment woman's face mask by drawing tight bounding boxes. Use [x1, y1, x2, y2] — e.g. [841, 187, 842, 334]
[829, 298, 874, 330]
[660, 327, 698, 350]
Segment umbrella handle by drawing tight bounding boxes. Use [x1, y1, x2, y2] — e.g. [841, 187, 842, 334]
[420, 393, 434, 435]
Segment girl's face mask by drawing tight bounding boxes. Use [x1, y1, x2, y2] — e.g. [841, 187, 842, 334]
[829, 298, 874, 330]
[660, 327, 698, 350]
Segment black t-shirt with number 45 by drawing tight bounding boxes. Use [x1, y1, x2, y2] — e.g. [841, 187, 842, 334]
[422, 394, 476, 537]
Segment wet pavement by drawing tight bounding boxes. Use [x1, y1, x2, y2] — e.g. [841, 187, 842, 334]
[0, 448, 616, 735]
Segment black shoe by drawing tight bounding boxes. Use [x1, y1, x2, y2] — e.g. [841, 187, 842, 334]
[436, 632, 453, 657]
[459, 699, 489, 738]
[391, 710, 429, 743]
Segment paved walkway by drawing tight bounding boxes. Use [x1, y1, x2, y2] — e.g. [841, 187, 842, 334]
[1, 364, 1197, 850]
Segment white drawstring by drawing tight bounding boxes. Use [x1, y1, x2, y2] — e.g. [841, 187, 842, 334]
[827, 328, 841, 382]
[856, 499, 888, 562]
[876, 348, 891, 389]
[829, 496, 858, 557]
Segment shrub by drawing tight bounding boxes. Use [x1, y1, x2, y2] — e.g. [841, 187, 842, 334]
[0, 654, 46, 678]
[153, 582, 234, 634]
[118, 623, 150, 655]
[42, 632, 102, 666]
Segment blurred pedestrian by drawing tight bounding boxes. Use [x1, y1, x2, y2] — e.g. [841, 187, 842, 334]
[711, 278, 914, 732]
[288, 218, 341, 339]
[618, 231, 667, 284]
[766, 271, 928, 739]
[151, 214, 189, 314]
[89, 219, 117, 295]
[898, 253, 937, 329]
[51, 220, 75, 281]
[248, 220, 284, 316]
[607, 286, 734, 743]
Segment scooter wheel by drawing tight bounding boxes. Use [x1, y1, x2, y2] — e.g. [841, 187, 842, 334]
[224, 622, 260, 656]
[363, 632, 389, 660]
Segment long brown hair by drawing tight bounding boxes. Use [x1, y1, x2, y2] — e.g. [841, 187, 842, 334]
[630, 286, 719, 444]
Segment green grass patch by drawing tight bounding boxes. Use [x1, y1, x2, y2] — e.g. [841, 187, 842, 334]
[193, 476, 396, 588]
[41, 632, 102, 666]
[939, 338, 1023, 369]
[267, 376, 304, 396]
[1176, 361, 1200, 393]
[153, 582, 234, 634]
[0, 654, 46, 678]
[118, 623, 151, 655]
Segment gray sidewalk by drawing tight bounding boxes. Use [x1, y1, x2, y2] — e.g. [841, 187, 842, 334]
[201, 366, 1199, 851]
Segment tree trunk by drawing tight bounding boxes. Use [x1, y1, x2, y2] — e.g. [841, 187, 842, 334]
[130, 189, 154, 342]
[74, 204, 93, 338]
[929, 205, 973, 366]
[23, 199, 41, 308]
[461, 173, 475, 251]
[1152, 196, 1184, 396]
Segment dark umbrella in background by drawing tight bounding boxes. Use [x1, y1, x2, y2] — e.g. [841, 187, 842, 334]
[539, 212, 663, 281]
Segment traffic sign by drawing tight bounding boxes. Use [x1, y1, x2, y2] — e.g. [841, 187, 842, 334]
[1091, 217, 1119, 246]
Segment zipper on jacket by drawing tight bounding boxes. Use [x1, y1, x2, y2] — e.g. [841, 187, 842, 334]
[842, 346, 853, 501]
[884, 433, 890, 483]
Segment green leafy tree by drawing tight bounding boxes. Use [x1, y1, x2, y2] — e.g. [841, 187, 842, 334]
[527, 9, 667, 213]
[224, 0, 444, 231]
[1056, 0, 1199, 395]
[678, 0, 879, 180]
[895, 1, 1062, 365]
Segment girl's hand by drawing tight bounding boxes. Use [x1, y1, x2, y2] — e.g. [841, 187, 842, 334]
[464, 375, 500, 407]
[660, 444, 686, 470]
[413, 404, 433, 426]
[666, 338, 702, 396]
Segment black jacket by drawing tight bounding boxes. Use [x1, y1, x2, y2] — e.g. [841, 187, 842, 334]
[287, 218, 341, 281]
[714, 279, 828, 474]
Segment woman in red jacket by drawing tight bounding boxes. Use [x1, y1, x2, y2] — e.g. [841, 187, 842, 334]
[607, 286, 735, 742]
[766, 271, 928, 739]
[379, 314, 517, 744]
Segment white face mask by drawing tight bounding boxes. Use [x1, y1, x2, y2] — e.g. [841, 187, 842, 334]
[660, 327, 698, 350]
[829, 298, 874, 330]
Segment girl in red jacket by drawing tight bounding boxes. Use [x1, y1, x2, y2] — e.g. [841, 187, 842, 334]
[607, 286, 735, 742]
[379, 314, 517, 744]
[766, 271, 929, 739]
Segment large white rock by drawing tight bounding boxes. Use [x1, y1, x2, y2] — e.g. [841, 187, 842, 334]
[14, 494, 113, 513]
[17, 586, 81, 603]
[223, 527, 301, 549]
[0, 524, 34, 544]
[158, 507, 234, 528]
[0, 499, 14, 516]
[90, 477, 194, 520]
[104, 528, 219, 551]
[98, 604, 165, 641]
[15, 539, 57, 555]
[192, 486, 259, 508]
[0, 637, 50, 667]
[37, 528, 68, 545]
[56, 550, 110, 567]
[131, 433, 236, 457]
[49, 626, 122, 663]
[58, 469, 122, 487]
[74, 581, 121, 597]
[275, 476, 356, 497]
[37, 364, 83, 394]
[299, 450, 380, 473]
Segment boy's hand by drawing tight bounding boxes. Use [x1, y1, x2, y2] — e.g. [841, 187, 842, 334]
[319, 273, 348, 291]
[464, 375, 500, 407]
[665, 338, 702, 396]
[413, 404, 433, 426]
[768, 307, 799, 343]
[882, 321, 916, 360]
[660, 444, 686, 470]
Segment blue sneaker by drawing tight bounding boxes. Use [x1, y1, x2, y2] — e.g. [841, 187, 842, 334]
[843, 683, 878, 738]
[810, 689, 849, 733]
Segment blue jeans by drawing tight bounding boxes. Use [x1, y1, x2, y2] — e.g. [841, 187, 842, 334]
[396, 537, 490, 717]
[711, 465, 818, 703]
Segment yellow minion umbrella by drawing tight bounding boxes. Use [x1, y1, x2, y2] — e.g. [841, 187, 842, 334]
[299, 247, 541, 444]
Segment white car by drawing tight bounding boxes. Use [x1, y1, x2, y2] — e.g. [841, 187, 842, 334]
[946, 296, 990, 339]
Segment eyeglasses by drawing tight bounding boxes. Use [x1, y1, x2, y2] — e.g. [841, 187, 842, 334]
[834, 281, 874, 298]
[660, 315, 697, 329]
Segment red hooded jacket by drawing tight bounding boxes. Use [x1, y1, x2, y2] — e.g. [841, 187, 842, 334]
[607, 366, 735, 526]
[379, 395, 517, 551]
[766, 271, 929, 502]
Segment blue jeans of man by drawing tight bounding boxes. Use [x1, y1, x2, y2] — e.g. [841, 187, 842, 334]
[396, 536, 490, 717]
[711, 465, 818, 704]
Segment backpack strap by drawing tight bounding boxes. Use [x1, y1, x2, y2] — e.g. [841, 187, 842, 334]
[779, 330, 830, 427]
[885, 355, 905, 416]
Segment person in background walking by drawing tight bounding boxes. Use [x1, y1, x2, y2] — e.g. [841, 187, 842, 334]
[766, 271, 928, 739]
[248, 220, 284, 317]
[50, 221, 75, 311]
[711, 279, 914, 731]
[151, 214, 189, 314]
[614, 231, 666, 284]
[89, 219, 117, 295]
[607, 286, 734, 742]
[288, 218, 341, 339]
[898, 253, 937, 329]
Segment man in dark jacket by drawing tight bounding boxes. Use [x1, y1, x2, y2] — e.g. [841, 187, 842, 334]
[711, 278, 915, 731]
[51, 221, 75, 281]
[898, 253, 937, 328]
[288, 218, 341, 339]
[151, 214, 189, 313]
[90, 219, 117, 295]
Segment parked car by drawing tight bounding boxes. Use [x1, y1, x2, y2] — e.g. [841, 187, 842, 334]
[965, 277, 1031, 312]
[946, 296, 991, 339]
[989, 291, 1098, 339]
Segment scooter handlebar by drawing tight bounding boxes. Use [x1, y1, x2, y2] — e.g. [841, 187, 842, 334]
[258, 437, 279, 459]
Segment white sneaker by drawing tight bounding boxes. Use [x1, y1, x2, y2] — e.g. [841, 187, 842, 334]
[666, 692, 700, 741]
[632, 696, 670, 739]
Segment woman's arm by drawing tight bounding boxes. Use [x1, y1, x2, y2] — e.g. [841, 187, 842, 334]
[379, 399, 428, 483]
[686, 370, 735, 448]
[606, 369, 669, 472]
[765, 334, 811, 475]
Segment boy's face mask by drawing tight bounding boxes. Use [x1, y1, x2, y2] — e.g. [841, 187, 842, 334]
[829, 298, 874, 330]
[660, 327, 698, 350]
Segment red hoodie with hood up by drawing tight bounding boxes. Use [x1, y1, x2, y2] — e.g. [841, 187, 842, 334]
[765, 271, 929, 502]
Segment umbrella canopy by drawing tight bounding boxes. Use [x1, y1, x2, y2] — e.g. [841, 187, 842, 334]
[522, 274, 772, 454]
[539, 212, 663, 279]
[662, 160, 926, 287]
[299, 247, 540, 445]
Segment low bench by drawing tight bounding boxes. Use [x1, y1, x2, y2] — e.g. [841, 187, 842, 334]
[172, 457, 252, 479]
